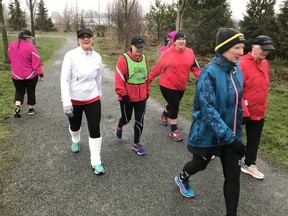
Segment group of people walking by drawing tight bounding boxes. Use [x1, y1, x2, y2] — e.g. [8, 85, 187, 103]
[8, 26, 275, 216]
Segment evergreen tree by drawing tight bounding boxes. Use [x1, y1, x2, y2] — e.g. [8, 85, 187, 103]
[7, 0, 27, 30]
[35, 0, 55, 31]
[240, 0, 278, 53]
[182, 0, 233, 55]
[145, 0, 177, 40]
[276, 0, 288, 60]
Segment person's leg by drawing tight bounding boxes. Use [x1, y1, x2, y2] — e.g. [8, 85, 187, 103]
[68, 105, 84, 153]
[115, 100, 133, 139]
[245, 119, 265, 165]
[84, 100, 104, 174]
[160, 86, 185, 141]
[12, 78, 26, 117]
[220, 146, 241, 216]
[26, 76, 38, 114]
[175, 154, 210, 197]
[242, 118, 265, 179]
[132, 100, 146, 156]
[133, 100, 146, 144]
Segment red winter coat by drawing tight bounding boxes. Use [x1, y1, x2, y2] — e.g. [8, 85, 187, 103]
[239, 52, 270, 120]
[115, 51, 149, 102]
[148, 45, 200, 91]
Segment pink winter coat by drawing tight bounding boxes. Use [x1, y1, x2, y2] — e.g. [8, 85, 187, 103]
[8, 39, 43, 80]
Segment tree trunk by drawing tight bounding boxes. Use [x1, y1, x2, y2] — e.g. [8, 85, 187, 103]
[176, 0, 187, 31]
[0, 0, 9, 63]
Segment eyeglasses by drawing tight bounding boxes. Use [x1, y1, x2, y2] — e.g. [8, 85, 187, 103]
[79, 34, 92, 40]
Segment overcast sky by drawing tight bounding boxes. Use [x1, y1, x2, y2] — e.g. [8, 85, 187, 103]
[2, 0, 281, 20]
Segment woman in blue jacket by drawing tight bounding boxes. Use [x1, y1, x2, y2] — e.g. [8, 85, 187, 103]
[174, 27, 246, 216]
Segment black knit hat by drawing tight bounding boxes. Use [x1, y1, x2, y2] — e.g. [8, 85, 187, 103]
[174, 31, 186, 41]
[215, 27, 246, 54]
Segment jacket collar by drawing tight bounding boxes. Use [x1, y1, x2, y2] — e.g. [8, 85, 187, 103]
[213, 53, 238, 72]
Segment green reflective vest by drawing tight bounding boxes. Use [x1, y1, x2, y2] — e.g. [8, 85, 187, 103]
[123, 53, 148, 84]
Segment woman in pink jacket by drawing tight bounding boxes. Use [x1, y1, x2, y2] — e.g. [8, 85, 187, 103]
[148, 31, 201, 142]
[8, 29, 43, 118]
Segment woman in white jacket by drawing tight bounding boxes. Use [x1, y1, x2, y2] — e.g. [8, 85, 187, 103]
[60, 28, 104, 175]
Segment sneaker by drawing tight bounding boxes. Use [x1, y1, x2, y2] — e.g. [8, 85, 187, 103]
[92, 164, 105, 175]
[132, 143, 146, 156]
[115, 123, 123, 139]
[14, 106, 21, 118]
[71, 143, 81, 153]
[169, 130, 183, 142]
[241, 164, 264, 180]
[160, 113, 168, 126]
[175, 174, 194, 198]
[28, 108, 37, 115]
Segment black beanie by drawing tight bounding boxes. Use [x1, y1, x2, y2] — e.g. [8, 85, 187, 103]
[215, 27, 246, 54]
[174, 31, 186, 41]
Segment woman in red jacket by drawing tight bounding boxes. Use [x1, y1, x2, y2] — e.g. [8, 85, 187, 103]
[239, 35, 275, 180]
[114, 35, 149, 156]
[148, 31, 200, 142]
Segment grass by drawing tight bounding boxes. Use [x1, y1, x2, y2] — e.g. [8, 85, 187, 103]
[95, 31, 288, 166]
[0, 34, 66, 176]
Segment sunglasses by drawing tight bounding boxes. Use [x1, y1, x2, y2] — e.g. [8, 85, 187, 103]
[79, 34, 92, 39]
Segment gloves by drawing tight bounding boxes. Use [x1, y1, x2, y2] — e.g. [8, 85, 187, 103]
[39, 74, 44, 78]
[229, 139, 246, 157]
[243, 117, 251, 125]
[122, 95, 130, 105]
[63, 105, 74, 117]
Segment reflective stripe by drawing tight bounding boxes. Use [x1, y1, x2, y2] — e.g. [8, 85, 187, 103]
[116, 66, 126, 82]
[12, 70, 37, 80]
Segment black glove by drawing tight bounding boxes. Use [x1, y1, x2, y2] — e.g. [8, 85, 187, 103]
[243, 117, 251, 125]
[39, 74, 44, 78]
[122, 95, 130, 105]
[230, 139, 246, 157]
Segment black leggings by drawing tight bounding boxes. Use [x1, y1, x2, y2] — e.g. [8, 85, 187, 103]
[183, 146, 241, 216]
[12, 76, 38, 105]
[244, 118, 265, 166]
[69, 100, 101, 138]
[160, 86, 185, 119]
[118, 100, 146, 144]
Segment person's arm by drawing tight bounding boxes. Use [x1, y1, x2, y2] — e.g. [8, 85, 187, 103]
[197, 69, 236, 145]
[96, 56, 103, 97]
[115, 55, 128, 98]
[191, 58, 201, 79]
[31, 45, 43, 76]
[147, 54, 166, 84]
[60, 52, 72, 107]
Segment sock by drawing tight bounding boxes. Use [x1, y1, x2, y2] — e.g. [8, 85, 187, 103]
[162, 110, 168, 117]
[170, 124, 177, 132]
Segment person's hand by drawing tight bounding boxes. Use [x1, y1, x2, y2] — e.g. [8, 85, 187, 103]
[243, 117, 251, 125]
[39, 74, 44, 81]
[230, 139, 246, 157]
[63, 106, 74, 117]
[122, 95, 130, 105]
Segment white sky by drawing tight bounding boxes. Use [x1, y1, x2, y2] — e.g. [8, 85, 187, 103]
[2, 0, 281, 20]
